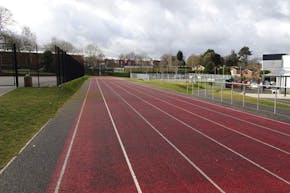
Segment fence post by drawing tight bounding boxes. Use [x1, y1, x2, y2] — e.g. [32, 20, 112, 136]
[13, 44, 19, 88]
[257, 86, 260, 111]
[211, 79, 214, 100]
[231, 83, 233, 105]
[204, 78, 207, 98]
[186, 79, 189, 94]
[220, 82, 223, 103]
[197, 78, 200, 96]
[242, 84, 245, 108]
[192, 78, 194, 95]
[274, 87, 277, 115]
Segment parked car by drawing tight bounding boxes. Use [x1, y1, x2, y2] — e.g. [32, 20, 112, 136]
[250, 82, 259, 89]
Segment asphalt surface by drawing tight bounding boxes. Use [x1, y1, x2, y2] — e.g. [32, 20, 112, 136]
[0, 80, 89, 193]
[0, 76, 57, 87]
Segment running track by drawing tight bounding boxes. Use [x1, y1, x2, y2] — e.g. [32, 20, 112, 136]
[46, 77, 290, 193]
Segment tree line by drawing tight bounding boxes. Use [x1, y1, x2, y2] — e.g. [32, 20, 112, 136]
[159, 46, 258, 75]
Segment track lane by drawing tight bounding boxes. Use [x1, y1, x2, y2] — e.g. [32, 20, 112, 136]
[114, 80, 290, 182]
[106, 78, 290, 192]
[127, 80, 290, 136]
[46, 79, 138, 193]
[119, 80, 290, 152]
[98, 78, 222, 193]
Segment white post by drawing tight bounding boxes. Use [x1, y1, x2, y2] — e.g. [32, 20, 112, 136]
[231, 83, 233, 105]
[274, 87, 277, 115]
[257, 86, 260, 111]
[220, 83, 223, 103]
[242, 83, 245, 108]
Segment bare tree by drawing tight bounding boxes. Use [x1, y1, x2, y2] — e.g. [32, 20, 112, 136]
[20, 26, 37, 51]
[83, 44, 105, 67]
[44, 37, 76, 53]
[84, 44, 104, 59]
[0, 6, 13, 34]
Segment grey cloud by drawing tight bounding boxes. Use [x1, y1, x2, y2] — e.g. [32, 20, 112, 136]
[5, 0, 290, 58]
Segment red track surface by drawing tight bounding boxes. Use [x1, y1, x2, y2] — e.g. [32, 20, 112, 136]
[47, 78, 290, 193]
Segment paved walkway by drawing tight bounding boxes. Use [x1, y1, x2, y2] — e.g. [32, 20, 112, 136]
[0, 86, 15, 97]
[246, 93, 290, 99]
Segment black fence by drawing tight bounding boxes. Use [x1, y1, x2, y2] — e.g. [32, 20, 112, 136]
[0, 43, 18, 87]
[55, 46, 84, 86]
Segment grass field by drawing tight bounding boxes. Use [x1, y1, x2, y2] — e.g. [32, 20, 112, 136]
[0, 76, 88, 170]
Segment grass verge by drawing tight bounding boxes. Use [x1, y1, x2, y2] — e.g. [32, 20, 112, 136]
[130, 79, 203, 94]
[130, 79, 290, 110]
[0, 76, 88, 170]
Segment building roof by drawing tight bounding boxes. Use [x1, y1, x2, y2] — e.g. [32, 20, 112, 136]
[262, 54, 286, 61]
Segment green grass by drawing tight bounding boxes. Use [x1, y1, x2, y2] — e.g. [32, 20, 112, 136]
[130, 79, 290, 110]
[0, 76, 88, 170]
[131, 79, 202, 94]
[215, 90, 290, 109]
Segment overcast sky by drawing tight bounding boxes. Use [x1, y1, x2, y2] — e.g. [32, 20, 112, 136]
[2, 0, 290, 59]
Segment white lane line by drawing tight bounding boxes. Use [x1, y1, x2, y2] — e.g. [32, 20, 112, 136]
[0, 157, 16, 175]
[103, 81, 226, 193]
[54, 79, 91, 193]
[96, 79, 143, 193]
[127, 80, 290, 137]
[113, 82, 290, 185]
[122, 83, 290, 156]
[0, 119, 51, 175]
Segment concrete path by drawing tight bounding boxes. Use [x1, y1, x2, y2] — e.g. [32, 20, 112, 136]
[0, 86, 15, 97]
[0, 80, 89, 193]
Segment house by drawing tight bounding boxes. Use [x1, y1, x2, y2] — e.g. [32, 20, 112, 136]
[230, 66, 260, 80]
[230, 67, 241, 78]
[192, 65, 205, 72]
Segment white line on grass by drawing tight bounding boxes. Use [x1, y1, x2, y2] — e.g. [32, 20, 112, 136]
[96, 79, 143, 193]
[113, 81, 290, 185]
[54, 79, 91, 193]
[103, 81, 226, 193]
[0, 119, 51, 175]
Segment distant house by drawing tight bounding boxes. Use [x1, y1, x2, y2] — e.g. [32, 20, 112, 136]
[192, 65, 205, 72]
[230, 66, 259, 80]
[230, 67, 242, 79]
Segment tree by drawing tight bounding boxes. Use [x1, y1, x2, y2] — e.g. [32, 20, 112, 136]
[186, 54, 200, 67]
[204, 62, 215, 74]
[200, 49, 223, 73]
[238, 46, 252, 66]
[44, 37, 76, 53]
[41, 50, 55, 73]
[20, 26, 37, 51]
[0, 6, 13, 34]
[176, 50, 185, 66]
[84, 44, 105, 68]
[225, 50, 239, 67]
[84, 44, 104, 58]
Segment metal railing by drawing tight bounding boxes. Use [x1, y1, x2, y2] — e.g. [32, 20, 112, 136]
[130, 72, 290, 119]
[186, 78, 290, 118]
